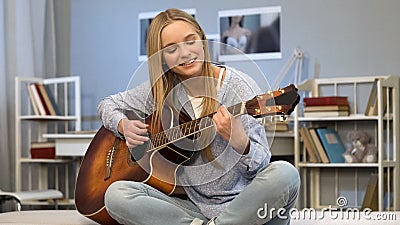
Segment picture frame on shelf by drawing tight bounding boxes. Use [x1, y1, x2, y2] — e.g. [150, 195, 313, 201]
[218, 6, 282, 62]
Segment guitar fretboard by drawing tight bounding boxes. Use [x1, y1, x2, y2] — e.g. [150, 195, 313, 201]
[147, 102, 246, 151]
[143, 84, 298, 152]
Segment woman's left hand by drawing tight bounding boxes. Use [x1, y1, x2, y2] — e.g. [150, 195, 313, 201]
[212, 105, 250, 154]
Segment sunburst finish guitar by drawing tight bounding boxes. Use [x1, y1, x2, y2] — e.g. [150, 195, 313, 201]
[75, 84, 300, 224]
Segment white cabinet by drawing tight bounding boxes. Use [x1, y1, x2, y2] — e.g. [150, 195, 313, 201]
[294, 75, 399, 211]
[14, 76, 81, 207]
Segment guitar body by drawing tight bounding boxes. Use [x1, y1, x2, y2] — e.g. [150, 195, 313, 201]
[74, 126, 125, 224]
[75, 109, 194, 224]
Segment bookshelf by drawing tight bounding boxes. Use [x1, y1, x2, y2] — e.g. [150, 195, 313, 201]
[14, 76, 81, 208]
[294, 75, 399, 211]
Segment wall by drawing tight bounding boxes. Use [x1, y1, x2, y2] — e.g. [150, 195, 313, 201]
[70, 0, 400, 130]
[54, 0, 70, 77]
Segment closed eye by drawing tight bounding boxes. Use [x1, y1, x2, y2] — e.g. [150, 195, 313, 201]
[164, 45, 178, 54]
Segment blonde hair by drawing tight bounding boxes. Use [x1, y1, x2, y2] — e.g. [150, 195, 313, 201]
[146, 8, 218, 163]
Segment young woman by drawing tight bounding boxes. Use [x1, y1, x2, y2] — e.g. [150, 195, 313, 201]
[97, 8, 300, 225]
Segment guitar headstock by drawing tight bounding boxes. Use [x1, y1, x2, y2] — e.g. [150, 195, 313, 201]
[245, 84, 300, 118]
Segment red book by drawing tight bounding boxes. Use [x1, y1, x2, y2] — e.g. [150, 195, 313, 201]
[30, 142, 56, 159]
[303, 96, 348, 106]
[31, 147, 55, 159]
[33, 83, 51, 115]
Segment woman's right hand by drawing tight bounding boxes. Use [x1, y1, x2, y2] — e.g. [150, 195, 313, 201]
[118, 118, 149, 149]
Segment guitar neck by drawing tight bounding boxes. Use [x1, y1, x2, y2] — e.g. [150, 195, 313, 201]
[149, 102, 246, 150]
[147, 84, 299, 151]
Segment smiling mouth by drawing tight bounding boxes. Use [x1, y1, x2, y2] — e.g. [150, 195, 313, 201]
[179, 58, 197, 66]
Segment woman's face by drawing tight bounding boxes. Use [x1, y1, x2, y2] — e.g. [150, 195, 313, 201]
[161, 20, 205, 80]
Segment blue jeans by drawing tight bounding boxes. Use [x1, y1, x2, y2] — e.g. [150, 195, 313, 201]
[104, 160, 300, 225]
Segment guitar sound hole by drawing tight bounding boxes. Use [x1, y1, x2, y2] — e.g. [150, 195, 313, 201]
[129, 141, 148, 162]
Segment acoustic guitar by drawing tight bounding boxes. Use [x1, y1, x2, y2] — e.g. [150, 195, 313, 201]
[75, 84, 300, 224]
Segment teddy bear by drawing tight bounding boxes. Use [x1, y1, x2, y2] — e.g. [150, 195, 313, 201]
[343, 130, 378, 163]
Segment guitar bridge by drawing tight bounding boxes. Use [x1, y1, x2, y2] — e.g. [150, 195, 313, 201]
[104, 139, 120, 180]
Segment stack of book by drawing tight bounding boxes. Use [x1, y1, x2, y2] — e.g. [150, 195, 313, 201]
[27, 83, 61, 116]
[299, 127, 346, 163]
[30, 142, 56, 159]
[303, 96, 350, 117]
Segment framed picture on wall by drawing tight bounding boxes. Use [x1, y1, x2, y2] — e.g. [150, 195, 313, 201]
[138, 8, 196, 61]
[218, 6, 281, 62]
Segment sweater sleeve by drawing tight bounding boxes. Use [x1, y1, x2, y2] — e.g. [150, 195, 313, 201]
[237, 114, 271, 177]
[97, 81, 153, 138]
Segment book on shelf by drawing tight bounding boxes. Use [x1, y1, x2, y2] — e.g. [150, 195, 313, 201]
[27, 84, 40, 116]
[33, 83, 51, 115]
[43, 84, 62, 115]
[265, 120, 289, 132]
[308, 128, 330, 163]
[303, 96, 349, 106]
[364, 78, 387, 116]
[304, 105, 349, 112]
[365, 79, 378, 116]
[303, 96, 350, 117]
[315, 128, 346, 163]
[30, 142, 56, 159]
[299, 127, 321, 163]
[37, 83, 57, 116]
[28, 84, 47, 116]
[361, 173, 378, 211]
[27, 83, 61, 116]
[303, 110, 349, 117]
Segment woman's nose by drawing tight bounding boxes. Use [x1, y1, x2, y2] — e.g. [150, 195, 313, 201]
[179, 43, 191, 58]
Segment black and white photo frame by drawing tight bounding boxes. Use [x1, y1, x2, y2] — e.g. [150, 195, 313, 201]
[218, 6, 282, 62]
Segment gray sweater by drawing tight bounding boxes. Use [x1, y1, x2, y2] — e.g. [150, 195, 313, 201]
[97, 66, 271, 218]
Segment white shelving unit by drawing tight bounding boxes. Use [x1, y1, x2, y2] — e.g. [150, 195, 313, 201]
[14, 76, 81, 207]
[294, 75, 399, 211]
